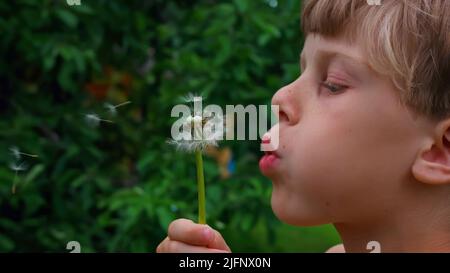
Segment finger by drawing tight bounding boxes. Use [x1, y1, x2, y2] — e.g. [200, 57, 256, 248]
[168, 218, 231, 251]
[208, 229, 231, 252]
[156, 237, 170, 253]
[157, 239, 230, 253]
[168, 219, 211, 246]
[326, 244, 346, 253]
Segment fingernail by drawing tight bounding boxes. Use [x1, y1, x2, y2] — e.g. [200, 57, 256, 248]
[202, 227, 213, 241]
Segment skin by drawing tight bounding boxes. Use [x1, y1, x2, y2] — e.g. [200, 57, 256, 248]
[157, 34, 450, 253]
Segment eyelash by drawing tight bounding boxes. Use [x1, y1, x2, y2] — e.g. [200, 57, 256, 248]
[321, 80, 347, 94]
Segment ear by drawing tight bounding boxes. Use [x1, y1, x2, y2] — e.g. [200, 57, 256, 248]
[412, 120, 450, 185]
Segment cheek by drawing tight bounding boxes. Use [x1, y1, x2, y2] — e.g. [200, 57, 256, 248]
[276, 97, 419, 222]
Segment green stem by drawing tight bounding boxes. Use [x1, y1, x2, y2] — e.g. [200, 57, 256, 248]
[195, 150, 206, 224]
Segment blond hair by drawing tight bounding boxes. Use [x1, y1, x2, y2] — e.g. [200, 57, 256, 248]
[301, 0, 450, 120]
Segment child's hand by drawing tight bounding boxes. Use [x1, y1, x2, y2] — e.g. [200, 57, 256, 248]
[156, 218, 232, 253]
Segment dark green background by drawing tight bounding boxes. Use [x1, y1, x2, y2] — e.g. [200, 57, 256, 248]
[0, 0, 340, 252]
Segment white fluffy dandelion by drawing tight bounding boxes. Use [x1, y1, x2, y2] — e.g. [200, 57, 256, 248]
[167, 95, 224, 224]
[168, 110, 224, 152]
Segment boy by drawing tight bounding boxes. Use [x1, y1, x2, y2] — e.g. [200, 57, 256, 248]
[157, 0, 450, 252]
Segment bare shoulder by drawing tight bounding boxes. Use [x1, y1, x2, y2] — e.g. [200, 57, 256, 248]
[326, 244, 346, 253]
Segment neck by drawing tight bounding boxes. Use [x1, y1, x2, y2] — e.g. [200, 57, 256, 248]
[335, 222, 450, 253]
[334, 189, 450, 253]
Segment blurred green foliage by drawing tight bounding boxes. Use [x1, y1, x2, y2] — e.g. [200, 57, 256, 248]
[0, 0, 340, 252]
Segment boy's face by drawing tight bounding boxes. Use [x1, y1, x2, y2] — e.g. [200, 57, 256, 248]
[262, 34, 430, 226]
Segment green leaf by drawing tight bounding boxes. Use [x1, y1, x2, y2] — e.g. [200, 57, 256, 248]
[23, 164, 45, 187]
[137, 152, 157, 175]
[55, 9, 78, 28]
[156, 206, 173, 230]
[0, 234, 15, 252]
[233, 0, 248, 13]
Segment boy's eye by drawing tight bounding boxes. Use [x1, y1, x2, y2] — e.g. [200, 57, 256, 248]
[321, 81, 346, 94]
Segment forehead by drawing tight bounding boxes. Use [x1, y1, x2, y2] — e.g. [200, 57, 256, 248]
[301, 34, 367, 64]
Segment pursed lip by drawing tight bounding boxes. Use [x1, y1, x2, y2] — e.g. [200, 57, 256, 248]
[259, 137, 282, 175]
[264, 150, 281, 158]
[259, 151, 281, 175]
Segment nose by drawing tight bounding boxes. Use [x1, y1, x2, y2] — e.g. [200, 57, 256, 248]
[271, 81, 300, 126]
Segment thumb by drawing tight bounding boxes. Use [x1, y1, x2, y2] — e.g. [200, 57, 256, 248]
[204, 226, 231, 252]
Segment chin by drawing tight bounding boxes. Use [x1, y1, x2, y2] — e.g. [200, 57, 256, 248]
[270, 189, 329, 227]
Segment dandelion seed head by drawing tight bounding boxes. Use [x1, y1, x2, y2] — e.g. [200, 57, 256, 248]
[183, 93, 206, 104]
[193, 115, 202, 124]
[168, 109, 224, 152]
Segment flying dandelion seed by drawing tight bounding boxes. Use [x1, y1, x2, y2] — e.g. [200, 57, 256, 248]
[104, 103, 117, 116]
[9, 161, 28, 194]
[104, 101, 131, 116]
[84, 113, 113, 128]
[9, 146, 38, 160]
[9, 161, 28, 172]
[9, 146, 20, 160]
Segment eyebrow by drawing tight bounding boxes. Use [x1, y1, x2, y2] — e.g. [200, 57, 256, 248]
[300, 50, 369, 73]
